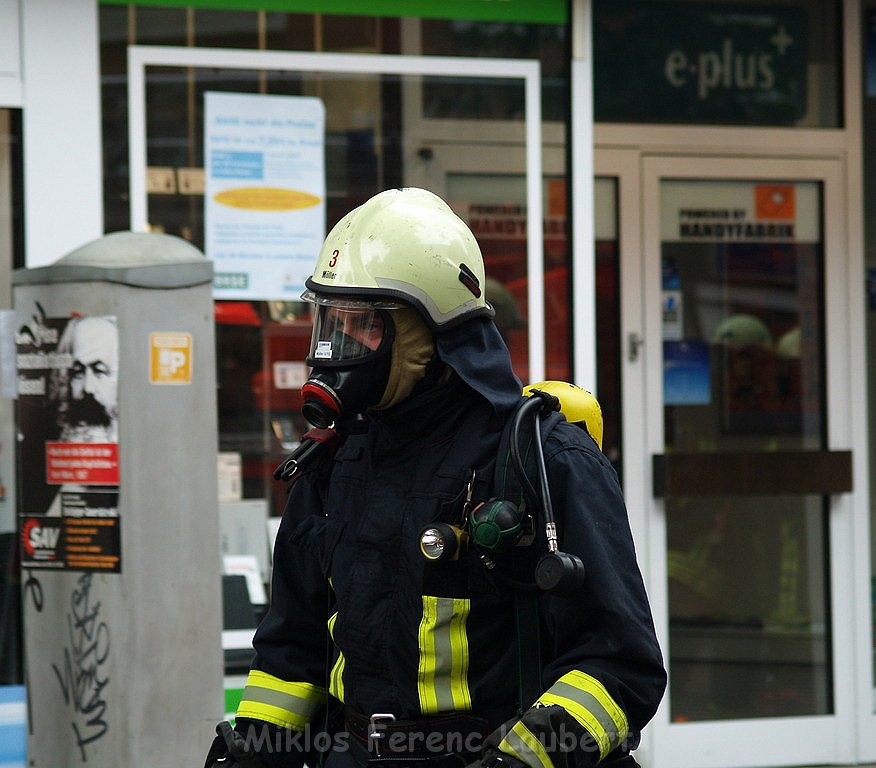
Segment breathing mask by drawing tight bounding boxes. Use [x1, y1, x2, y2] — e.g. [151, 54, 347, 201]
[300, 292, 398, 429]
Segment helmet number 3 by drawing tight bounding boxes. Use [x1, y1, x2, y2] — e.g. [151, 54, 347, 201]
[328, 249, 339, 268]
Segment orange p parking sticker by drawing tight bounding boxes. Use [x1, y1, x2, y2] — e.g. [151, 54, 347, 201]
[150, 332, 193, 385]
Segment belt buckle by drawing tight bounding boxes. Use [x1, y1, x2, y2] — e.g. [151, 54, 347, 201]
[368, 712, 396, 756]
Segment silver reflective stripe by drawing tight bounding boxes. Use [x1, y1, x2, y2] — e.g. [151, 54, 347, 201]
[235, 670, 326, 731]
[550, 681, 618, 746]
[417, 596, 472, 714]
[240, 684, 318, 718]
[537, 670, 628, 760]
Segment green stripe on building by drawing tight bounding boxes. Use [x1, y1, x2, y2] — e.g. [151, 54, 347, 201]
[99, 0, 566, 25]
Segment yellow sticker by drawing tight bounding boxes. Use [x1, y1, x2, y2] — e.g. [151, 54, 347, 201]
[150, 332, 193, 385]
[213, 187, 321, 211]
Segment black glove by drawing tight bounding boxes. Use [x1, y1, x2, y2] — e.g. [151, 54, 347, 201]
[203, 721, 266, 768]
[479, 748, 529, 768]
[480, 706, 603, 768]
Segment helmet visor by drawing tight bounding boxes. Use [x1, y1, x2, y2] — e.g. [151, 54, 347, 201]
[306, 303, 392, 365]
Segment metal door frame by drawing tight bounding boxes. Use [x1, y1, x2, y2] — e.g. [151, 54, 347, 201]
[126, 45, 547, 382]
[605, 152, 869, 768]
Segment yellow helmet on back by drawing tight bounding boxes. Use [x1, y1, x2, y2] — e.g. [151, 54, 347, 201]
[523, 380, 604, 451]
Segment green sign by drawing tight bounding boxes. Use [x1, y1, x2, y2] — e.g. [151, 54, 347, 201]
[594, 2, 807, 125]
[99, 0, 566, 25]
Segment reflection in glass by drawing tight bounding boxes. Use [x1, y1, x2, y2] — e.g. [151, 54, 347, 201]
[594, 178, 622, 481]
[130, 63, 547, 519]
[660, 179, 831, 720]
[420, 20, 567, 122]
[447, 174, 572, 386]
[668, 494, 830, 720]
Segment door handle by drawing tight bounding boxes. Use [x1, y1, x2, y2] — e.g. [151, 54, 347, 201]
[628, 332, 644, 362]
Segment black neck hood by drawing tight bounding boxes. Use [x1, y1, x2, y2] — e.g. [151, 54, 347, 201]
[434, 317, 522, 420]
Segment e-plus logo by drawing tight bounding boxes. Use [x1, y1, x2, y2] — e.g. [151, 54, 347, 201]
[663, 25, 794, 100]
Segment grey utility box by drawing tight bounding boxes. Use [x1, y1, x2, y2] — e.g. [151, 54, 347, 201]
[14, 232, 223, 767]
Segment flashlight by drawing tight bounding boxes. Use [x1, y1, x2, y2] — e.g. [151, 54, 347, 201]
[418, 523, 467, 562]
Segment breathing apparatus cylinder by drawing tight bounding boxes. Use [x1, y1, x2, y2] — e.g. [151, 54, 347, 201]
[522, 380, 604, 450]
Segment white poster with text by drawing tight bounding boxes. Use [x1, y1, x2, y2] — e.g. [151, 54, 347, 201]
[205, 91, 326, 300]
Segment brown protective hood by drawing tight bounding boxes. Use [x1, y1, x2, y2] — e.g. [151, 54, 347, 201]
[374, 307, 435, 410]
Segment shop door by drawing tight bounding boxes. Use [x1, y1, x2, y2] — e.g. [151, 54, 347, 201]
[626, 155, 857, 768]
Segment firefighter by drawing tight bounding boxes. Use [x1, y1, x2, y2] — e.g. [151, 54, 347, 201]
[204, 188, 666, 768]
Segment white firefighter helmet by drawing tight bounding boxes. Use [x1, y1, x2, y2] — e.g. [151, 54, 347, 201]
[304, 188, 494, 329]
[712, 314, 772, 346]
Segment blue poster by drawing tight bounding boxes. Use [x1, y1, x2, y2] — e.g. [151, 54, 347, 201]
[664, 339, 711, 406]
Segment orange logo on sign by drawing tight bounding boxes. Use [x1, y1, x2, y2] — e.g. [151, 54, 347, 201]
[755, 185, 795, 220]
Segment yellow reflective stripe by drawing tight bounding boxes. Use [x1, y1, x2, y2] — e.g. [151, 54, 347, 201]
[329, 651, 346, 702]
[243, 669, 326, 700]
[538, 670, 628, 761]
[235, 669, 326, 731]
[328, 611, 338, 639]
[417, 596, 472, 714]
[235, 700, 309, 731]
[326, 611, 345, 701]
[448, 598, 472, 710]
[499, 721, 555, 768]
[418, 597, 439, 713]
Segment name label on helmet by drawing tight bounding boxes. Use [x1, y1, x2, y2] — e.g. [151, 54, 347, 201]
[322, 270, 337, 279]
[315, 341, 333, 359]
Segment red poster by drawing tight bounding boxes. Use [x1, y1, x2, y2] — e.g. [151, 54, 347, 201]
[46, 443, 120, 485]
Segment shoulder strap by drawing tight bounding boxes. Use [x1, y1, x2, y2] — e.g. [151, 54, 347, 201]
[493, 397, 564, 511]
[493, 398, 525, 506]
